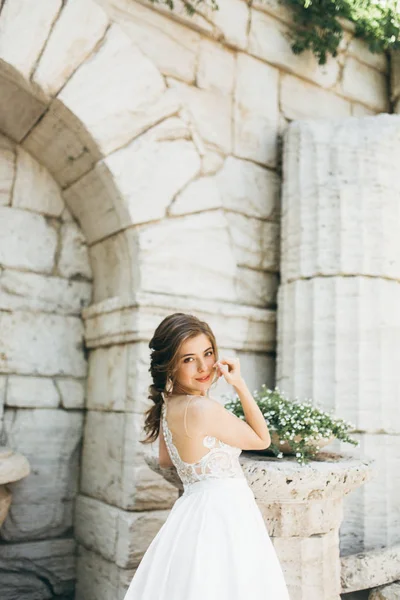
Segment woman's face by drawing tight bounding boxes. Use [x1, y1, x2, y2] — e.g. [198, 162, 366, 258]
[173, 333, 216, 396]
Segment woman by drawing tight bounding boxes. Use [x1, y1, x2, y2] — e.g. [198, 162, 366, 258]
[123, 312, 290, 600]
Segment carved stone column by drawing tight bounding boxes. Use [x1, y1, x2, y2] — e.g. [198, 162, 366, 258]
[277, 115, 400, 554]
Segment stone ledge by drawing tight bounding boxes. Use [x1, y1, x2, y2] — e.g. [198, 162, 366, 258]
[341, 545, 400, 593]
[147, 451, 374, 502]
[82, 291, 276, 351]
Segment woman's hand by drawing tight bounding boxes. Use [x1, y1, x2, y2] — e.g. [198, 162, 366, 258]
[213, 357, 244, 388]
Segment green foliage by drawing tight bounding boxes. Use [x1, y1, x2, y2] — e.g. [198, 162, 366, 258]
[149, 0, 400, 65]
[224, 385, 359, 465]
[284, 0, 400, 64]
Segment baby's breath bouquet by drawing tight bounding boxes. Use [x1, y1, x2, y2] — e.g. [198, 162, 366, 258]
[224, 385, 359, 465]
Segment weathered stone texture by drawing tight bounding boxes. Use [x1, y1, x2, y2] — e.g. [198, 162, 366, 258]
[59, 25, 166, 155]
[0, 0, 62, 78]
[281, 116, 400, 283]
[281, 74, 352, 121]
[0, 538, 76, 600]
[75, 494, 169, 568]
[1, 408, 83, 541]
[101, 0, 201, 83]
[0, 207, 58, 273]
[13, 147, 64, 217]
[341, 545, 400, 593]
[234, 53, 279, 167]
[33, 0, 109, 96]
[0, 269, 91, 315]
[197, 39, 235, 96]
[369, 583, 400, 600]
[0, 311, 86, 376]
[216, 156, 280, 220]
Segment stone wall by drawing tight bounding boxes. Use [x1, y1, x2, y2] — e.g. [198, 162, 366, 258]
[0, 0, 392, 598]
[0, 135, 92, 596]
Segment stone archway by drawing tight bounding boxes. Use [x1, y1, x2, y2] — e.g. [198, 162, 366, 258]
[0, 2, 277, 598]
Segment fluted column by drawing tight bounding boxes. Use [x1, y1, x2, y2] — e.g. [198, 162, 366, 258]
[278, 115, 400, 554]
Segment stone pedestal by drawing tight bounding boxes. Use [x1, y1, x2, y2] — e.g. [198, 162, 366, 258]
[0, 447, 30, 527]
[148, 451, 373, 600]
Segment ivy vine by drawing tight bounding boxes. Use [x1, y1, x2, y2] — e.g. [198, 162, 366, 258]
[149, 0, 400, 64]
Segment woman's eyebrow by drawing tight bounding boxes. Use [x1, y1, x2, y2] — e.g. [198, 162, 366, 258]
[180, 346, 213, 358]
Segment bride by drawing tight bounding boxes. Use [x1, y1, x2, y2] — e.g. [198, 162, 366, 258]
[123, 312, 290, 600]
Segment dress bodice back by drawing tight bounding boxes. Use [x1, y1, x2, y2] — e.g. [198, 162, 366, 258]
[161, 397, 245, 489]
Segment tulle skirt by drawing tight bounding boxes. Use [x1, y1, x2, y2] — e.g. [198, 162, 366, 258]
[123, 477, 290, 600]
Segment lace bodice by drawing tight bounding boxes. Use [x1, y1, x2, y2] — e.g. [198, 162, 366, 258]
[161, 397, 245, 490]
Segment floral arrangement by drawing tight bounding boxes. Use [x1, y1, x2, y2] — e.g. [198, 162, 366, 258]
[224, 385, 359, 465]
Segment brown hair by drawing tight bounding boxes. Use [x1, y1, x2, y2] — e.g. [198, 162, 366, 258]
[140, 312, 219, 444]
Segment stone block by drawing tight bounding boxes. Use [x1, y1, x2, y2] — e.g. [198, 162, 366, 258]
[88, 230, 135, 303]
[58, 221, 92, 280]
[338, 433, 400, 554]
[281, 74, 351, 120]
[234, 53, 279, 167]
[0, 269, 92, 315]
[75, 545, 134, 600]
[169, 175, 222, 216]
[341, 58, 389, 112]
[56, 378, 85, 409]
[63, 161, 128, 245]
[204, 0, 249, 49]
[75, 494, 170, 568]
[272, 530, 341, 599]
[168, 79, 232, 154]
[0, 0, 62, 78]
[216, 156, 280, 220]
[235, 268, 278, 308]
[80, 410, 178, 510]
[1, 408, 83, 540]
[249, 10, 340, 88]
[22, 99, 102, 188]
[0, 144, 15, 206]
[83, 292, 276, 353]
[282, 117, 400, 282]
[6, 376, 59, 408]
[259, 498, 343, 537]
[0, 207, 57, 273]
[0, 538, 76, 599]
[0, 65, 47, 142]
[347, 37, 388, 74]
[0, 311, 87, 377]
[352, 103, 377, 116]
[369, 582, 400, 600]
[103, 0, 201, 83]
[197, 38, 235, 95]
[104, 120, 201, 225]
[59, 25, 166, 155]
[87, 343, 151, 413]
[34, 0, 109, 96]
[137, 211, 237, 301]
[12, 147, 64, 217]
[341, 544, 400, 593]
[226, 212, 280, 271]
[277, 278, 400, 433]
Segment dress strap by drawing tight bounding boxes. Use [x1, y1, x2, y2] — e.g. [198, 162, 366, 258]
[184, 395, 195, 439]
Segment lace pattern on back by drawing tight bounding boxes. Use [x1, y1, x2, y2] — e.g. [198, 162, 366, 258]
[161, 398, 245, 488]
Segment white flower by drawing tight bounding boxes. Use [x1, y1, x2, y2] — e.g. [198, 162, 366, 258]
[277, 452, 283, 459]
[296, 452, 301, 457]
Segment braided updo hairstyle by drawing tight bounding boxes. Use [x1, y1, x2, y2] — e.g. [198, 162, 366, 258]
[140, 312, 219, 444]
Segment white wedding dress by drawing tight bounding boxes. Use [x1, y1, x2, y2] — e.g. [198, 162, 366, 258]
[123, 397, 290, 600]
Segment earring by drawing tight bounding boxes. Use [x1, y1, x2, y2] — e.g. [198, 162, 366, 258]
[165, 377, 174, 394]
